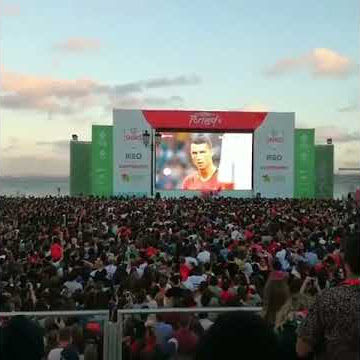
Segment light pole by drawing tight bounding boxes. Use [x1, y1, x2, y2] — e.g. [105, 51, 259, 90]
[142, 129, 161, 197]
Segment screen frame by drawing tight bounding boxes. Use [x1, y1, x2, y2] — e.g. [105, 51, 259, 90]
[154, 129, 255, 191]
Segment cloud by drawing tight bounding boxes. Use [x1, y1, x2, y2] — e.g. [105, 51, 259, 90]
[54, 37, 102, 53]
[36, 140, 70, 151]
[266, 48, 357, 78]
[0, 155, 69, 176]
[1, 136, 21, 152]
[108, 95, 184, 109]
[337, 104, 359, 112]
[316, 126, 360, 143]
[336, 143, 360, 172]
[240, 103, 269, 112]
[339, 160, 360, 170]
[0, 67, 200, 115]
[1, 3, 20, 16]
[0, 93, 77, 114]
[100, 76, 200, 95]
[0, 138, 70, 162]
[144, 75, 201, 88]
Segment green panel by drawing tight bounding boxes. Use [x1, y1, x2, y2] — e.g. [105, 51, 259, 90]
[91, 125, 113, 196]
[294, 129, 315, 198]
[315, 145, 334, 199]
[70, 141, 92, 196]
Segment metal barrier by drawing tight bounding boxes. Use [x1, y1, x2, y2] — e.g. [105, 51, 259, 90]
[0, 306, 262, 360]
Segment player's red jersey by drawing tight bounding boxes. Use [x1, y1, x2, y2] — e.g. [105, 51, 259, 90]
[182, 170, 227, 191]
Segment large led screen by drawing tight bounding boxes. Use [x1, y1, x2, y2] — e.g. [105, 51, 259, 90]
[156, 132, 253, 191]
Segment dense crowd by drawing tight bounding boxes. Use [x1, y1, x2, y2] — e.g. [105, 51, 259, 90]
[0, 195, 359, 360]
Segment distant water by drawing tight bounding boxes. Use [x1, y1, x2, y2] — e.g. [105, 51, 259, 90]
[0, 177, 69, 197]
[0, 175, 359, 198]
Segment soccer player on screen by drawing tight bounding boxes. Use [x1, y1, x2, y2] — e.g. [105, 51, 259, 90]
[182, 134, 234, 190]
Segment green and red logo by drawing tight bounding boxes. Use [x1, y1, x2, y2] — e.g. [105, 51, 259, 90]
[121, 173, 130, 182]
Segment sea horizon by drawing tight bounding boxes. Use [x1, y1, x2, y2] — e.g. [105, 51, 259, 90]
[0, 174, 359, 198]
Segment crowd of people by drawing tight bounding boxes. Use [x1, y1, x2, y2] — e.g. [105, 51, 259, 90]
[0, 195, 359, 359]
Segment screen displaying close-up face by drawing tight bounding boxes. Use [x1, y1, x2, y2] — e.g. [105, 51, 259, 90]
[156, 132, 253, 191]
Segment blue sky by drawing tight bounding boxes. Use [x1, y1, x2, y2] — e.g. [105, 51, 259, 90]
[0, 0, 359, 175]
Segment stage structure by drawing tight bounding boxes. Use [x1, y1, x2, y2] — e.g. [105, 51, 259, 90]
[70, 109, 334, 199]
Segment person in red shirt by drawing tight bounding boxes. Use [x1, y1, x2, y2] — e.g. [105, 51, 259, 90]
[182, 134, 234, 191]
[146, 246, 158, 258]
[50, 237, 63, 262]
[174, 315, 198, 355]
[220, 279, 236, 304]
[180, 258, 191, 281]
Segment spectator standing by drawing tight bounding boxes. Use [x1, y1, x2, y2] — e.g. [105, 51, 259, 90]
[262, 271, 291, 327]
[195, 311, 280, 360]
[297, 232, 360, 359]
[1, 315, 45, 360]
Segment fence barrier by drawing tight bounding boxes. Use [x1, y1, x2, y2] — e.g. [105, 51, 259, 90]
[0, 307, 262, 360]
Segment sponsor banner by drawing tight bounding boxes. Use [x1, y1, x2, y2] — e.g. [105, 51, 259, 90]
[92, 125, 113, 196]
[113, 109, 151, 195]
[142, 110, 267, 130]
[294, 129, 315, 198]
[315, 145, 334, 199]
[70, 141, 92, 196]
[254, 112, 295, 198]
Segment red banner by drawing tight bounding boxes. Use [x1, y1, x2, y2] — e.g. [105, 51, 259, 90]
[142, 110, 268, 131]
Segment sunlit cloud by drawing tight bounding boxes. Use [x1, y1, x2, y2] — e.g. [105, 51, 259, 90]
[53, 37, 102, 53]
[0, 67, 200, 115]
[316, 126, 360, 143]
[1, 3, 20, 16]
[266, 48, 357, 78]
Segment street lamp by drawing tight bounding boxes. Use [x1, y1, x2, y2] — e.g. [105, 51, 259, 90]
[142, 129, 161, 197]
[142, 130, 150, 147]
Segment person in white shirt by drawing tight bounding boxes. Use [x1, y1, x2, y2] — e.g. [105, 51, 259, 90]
[186, 270, 207, 291]
[231, 227, 241, 240]
[197, 249, 211, 264]
[185, 256, 198, 268]
[136, 261, 148, 278]
[47, 327, 78, 360]
[64, 272, 83, 296]
[105, 256, 117, 280]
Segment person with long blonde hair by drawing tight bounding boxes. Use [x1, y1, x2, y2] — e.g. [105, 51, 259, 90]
[275, 293, 313, 359]
[261, 271, 291, 327]
[275, 293, 312, 331]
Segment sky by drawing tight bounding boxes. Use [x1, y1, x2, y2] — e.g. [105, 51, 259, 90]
[0, 0, 359, 176]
